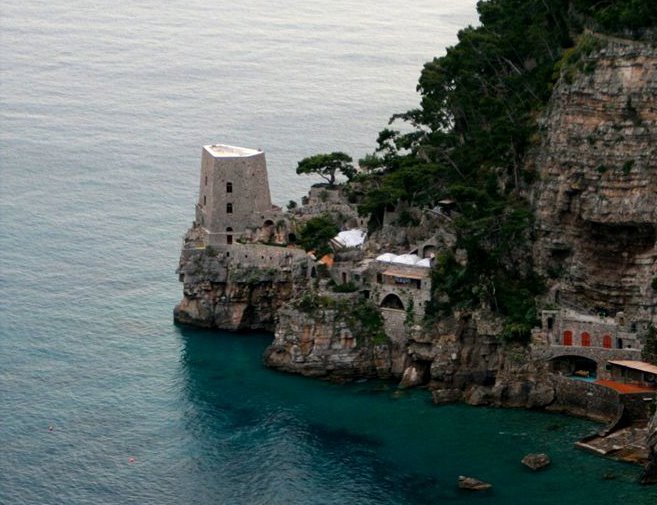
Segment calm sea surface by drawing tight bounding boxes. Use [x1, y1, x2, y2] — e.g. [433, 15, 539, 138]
[0, 1, 654, 503]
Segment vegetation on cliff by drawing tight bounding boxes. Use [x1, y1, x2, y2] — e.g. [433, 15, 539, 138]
[297, 215, 340, 257]
[350, 0, 655, 341]
[296, 152, 356, 187]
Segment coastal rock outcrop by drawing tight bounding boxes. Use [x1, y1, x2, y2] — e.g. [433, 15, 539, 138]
[174, 242, 310, 332]
[263, 297, 393, 380]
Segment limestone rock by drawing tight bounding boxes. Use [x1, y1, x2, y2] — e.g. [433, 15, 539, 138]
[174, 244, 308, 331]
[431, 388, 463, 404]
[262, 304, 393, 380]
[398, 362, 429, 389]
[521, 453, 551, 471]
[641, 401, 657, 485]
[458, 475, 492, 491]
[532, 39, 657, 319]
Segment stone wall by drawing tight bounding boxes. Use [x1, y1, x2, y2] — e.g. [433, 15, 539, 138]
[547, 375, 621, 422]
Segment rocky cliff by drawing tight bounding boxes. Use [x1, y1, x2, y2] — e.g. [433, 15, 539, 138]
[643, 405, 657, 484]
[174, 235, 311, 331]
[532, 36, 657, 320]
[264, 297, 392, 380]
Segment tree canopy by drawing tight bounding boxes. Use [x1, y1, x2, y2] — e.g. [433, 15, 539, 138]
[296, 152, 356, 187]
[297, 215, 339, 258]
[352, 0, 656, 341]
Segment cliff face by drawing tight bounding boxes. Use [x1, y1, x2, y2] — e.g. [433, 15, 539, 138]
[533, 38, 657, 319]
[264, 301, 393, 380]
[174, 242, 310, 332]
[643, 405, 657, 484]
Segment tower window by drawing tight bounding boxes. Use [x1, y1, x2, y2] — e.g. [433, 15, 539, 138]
[226, 203, 233, 214]
[203, 195, 206, 205]
[226, 182, 233, 193]
[205, 176, 207, 186]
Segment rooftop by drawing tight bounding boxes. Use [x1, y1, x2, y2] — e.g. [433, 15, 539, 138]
[595, 379, 656, 394]
[204, 144, 262, 158]
[608, 360, 657, 375]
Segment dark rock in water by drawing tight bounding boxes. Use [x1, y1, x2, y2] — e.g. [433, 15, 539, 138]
[521, 453, 551, 470]
[458, 475, 492, 491]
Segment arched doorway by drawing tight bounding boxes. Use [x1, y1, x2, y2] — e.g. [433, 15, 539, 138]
[603, 335, 612, 348]
[380, 293, 404, 310]
[581, 332, 591, 347]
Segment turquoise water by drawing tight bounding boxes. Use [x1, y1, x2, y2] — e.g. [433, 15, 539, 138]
[1, 1, 654, 503]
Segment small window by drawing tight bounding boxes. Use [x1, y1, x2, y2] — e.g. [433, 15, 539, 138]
[203, 195, 206, 205]
[227, 182, 233, 193]
[226, 203, 233, 214]
[205, 176, 208, 186]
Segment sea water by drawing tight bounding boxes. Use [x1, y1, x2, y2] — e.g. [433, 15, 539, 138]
[0, 1, 654, 503]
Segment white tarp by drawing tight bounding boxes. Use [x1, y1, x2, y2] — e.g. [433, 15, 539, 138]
[392, 254, 422, 265]
[416, 258, 432, 268]
[377, 252, 431, 267]
[333, 229, 366, 248]
[376, 252, 397, 262]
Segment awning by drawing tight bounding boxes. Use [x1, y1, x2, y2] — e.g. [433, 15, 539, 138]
[608, 360, 657, 375]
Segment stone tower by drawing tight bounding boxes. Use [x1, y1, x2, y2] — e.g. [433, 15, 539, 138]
[195, 144, 275, 246]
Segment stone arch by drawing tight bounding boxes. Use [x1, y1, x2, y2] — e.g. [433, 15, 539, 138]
[549, 355, 597, 378]
[288, 232, 297, 244]
[263, 219, 274, 228]
[381, 293, 404, 310]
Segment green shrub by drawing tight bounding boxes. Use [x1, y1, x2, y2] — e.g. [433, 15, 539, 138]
[332, 281, 359, 293]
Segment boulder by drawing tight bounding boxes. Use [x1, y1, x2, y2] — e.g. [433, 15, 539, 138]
[458, 475, 492, 491]
[521, 453, 551, 470]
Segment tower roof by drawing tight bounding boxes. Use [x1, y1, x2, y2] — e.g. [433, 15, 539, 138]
[204, 144, 262, 158]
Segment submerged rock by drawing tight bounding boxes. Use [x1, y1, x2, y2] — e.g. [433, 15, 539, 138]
[521, 453, 551, 471]
[458, 475, 492, 491]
